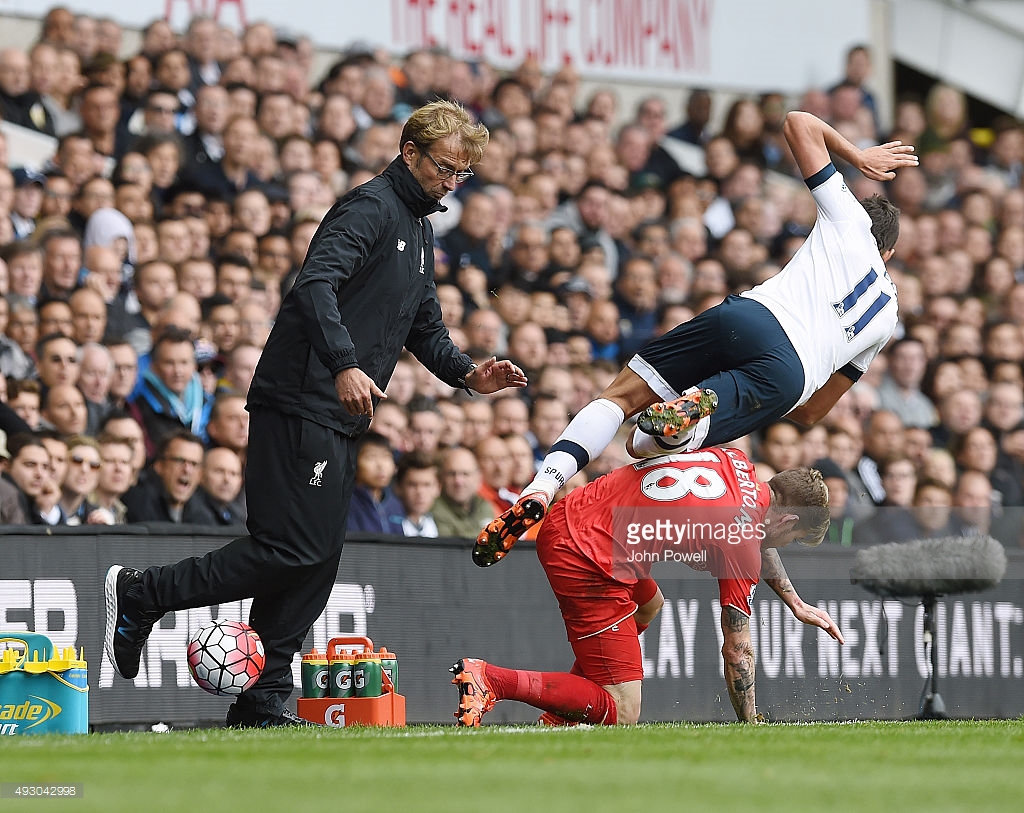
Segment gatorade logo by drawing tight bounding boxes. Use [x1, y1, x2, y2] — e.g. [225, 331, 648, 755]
[0, 696, 62, 731]
[316, 672, 329, 691]
[325, 703, 345, 727]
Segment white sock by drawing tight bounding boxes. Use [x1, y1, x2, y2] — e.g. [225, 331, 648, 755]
[630, 415, 712, 457]
[526, 399, 626, 500]
[629, 425, 693, 458]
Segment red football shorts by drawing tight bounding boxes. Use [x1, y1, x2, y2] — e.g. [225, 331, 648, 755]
[536, 501, 647, 685]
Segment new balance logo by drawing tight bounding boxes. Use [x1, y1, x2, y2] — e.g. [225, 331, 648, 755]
[397, 239, 406, 252]
[310, 460, 327, 486]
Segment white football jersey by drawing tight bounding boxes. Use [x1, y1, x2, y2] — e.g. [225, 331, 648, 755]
[741, 164, 897, 406]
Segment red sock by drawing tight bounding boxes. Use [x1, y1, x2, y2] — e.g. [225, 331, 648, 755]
[485, 664, 618, 725]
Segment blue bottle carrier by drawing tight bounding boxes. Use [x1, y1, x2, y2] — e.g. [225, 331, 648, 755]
[0, 633, 88, 735]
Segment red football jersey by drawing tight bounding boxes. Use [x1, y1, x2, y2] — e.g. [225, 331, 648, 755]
[560, 448, 770, 615]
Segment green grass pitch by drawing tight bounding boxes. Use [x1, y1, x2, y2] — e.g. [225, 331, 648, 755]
[2, 720, 1021, 812]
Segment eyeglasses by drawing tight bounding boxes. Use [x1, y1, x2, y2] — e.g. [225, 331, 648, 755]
[418, 146, 474, 183]
[162, 455, 202, 468]
[70, 455, 102, 470]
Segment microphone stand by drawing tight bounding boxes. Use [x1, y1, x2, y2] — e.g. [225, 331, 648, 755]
[918, 593, 947, 720]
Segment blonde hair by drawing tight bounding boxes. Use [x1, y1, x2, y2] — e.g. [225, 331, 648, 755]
[768, 467, 830, 546]
[400, 100, 489, 164]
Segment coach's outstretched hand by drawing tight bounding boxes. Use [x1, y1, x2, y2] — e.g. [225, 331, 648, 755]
[465, 357, 528, 394]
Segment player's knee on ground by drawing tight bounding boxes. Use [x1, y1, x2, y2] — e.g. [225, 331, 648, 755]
[604, 680, 641, 724]
[634, 587, 665, 627]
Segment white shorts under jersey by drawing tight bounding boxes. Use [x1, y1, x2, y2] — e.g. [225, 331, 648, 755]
[740, 163, 898, 406]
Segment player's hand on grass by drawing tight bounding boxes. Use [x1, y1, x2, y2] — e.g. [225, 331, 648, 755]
[793, 602, 845, 644]
[858, 141, 919, 181]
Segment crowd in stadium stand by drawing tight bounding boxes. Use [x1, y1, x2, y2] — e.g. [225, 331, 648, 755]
[0, 8, 1022, 545]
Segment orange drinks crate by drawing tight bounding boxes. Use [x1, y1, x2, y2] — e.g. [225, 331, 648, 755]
[296, 636, 405, 727]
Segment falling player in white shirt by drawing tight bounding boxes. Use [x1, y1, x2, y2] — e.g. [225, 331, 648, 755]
[475, 111, 918, 568]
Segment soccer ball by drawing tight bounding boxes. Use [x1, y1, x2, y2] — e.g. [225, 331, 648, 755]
[186, 619, 265, 696]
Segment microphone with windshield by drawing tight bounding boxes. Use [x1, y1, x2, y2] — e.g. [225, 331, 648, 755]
[850, 535, 1007, 719]
[850, 535, 1006, 599]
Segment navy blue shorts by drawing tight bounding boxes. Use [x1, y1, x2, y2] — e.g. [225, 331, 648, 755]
[627, 295, 804, 447]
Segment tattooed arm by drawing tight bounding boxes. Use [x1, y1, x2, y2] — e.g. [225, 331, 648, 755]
[761, 549, 845, 644]
[721, 605, 758, 722]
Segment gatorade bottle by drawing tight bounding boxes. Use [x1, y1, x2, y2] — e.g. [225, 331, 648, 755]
[301, 648, 329, 698]
[328, 649, 353, 698]
[353, 649, 383, 698]
[379, 647, 398, 693]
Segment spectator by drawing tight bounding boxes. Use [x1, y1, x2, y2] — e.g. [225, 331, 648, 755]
[668, 88, 712, 146]
[6, 241, 44, 305]
[196, 446, 245, 525]
[92, 433, 134, 524]
[0, 431, 27, 524]
[41, 383, 88, 436]
[203, 293, 241, 354]
[369, 401, 409, 455]
[394, 452, 441, 537]
[78, 342, 114, 433]
[7, 379, 42, 430]
[128, 325, 212, 459]
[220, 341, 261, 395]
[189, 114, 263, 199]
[908, 478, 957, 539]
[857, 409, 906, 505]
[205, 391, 249, 460]
[851, 456, 933, 544]
[106, 259, 178, 354]
[476, 434, 515, 514]
[60, 434, 105, 525]
[407, 398, 445, 459]
[953, 426, 1023, 508]
[35, 333, 81, 390]
[757, 422, 804, 473]
[106, 340, 138, 409]
[528, 394, 569, 460]
[461, 399, 495, 449]
[876, 337, 937, 428]
[433, 445, 494, 538]
[0, 296, 34, 379]
[502, 432, 537, 493]
[10, 167, 46, 240]
[4, 433, 59, 525]
[951, 469, 997, 538]
[69, 287, 108, 346]
[931, 388, 984, 450]
[814, 457, 856, 546]
[491, 394, 530, 437]
[613, 256, 659, 358]
[0, 47, 55, 135]
[98, 409, 146, 484]
[122, 429, 215, 523]
[39, 229, 82, 302]
[38, 299, 74, 339]
[347, 432, 404, 535]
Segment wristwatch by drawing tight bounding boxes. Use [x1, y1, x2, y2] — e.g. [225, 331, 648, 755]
[457, 363, 478, 389]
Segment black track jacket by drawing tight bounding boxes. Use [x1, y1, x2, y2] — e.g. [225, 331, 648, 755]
[247, 157, 474, 435]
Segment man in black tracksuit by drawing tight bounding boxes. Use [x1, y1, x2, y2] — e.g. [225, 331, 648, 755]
[104, 101, 528, 727]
